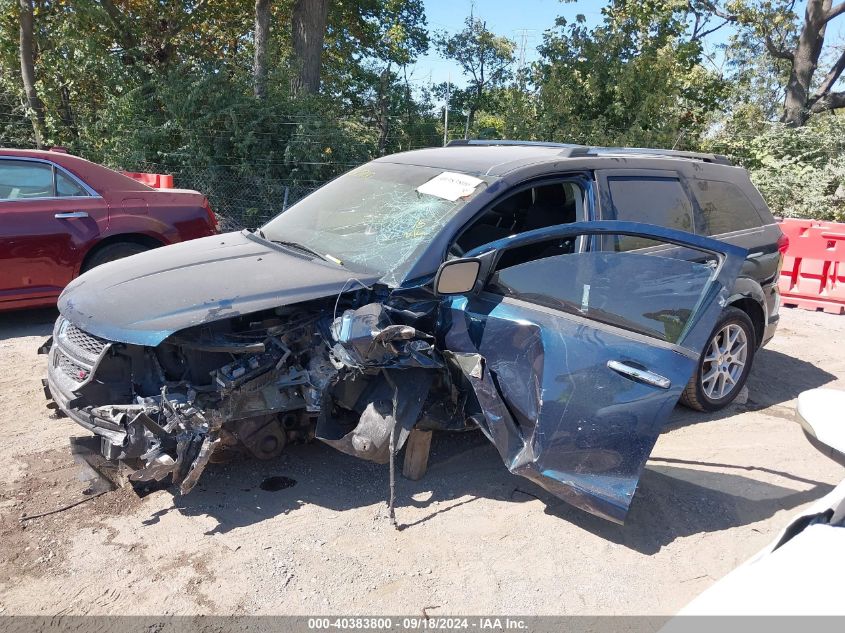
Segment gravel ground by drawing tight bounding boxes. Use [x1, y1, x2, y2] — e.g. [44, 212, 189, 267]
[0, 306, 843, 616]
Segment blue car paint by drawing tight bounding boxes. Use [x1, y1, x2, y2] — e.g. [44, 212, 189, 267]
[437, 221, 746, 523]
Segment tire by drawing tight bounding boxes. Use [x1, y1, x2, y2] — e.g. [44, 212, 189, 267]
[82, 242, 150, 273]
[680, 306, 756, 412]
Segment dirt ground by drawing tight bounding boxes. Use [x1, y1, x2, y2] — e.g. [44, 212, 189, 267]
[0, 306, 843, 616]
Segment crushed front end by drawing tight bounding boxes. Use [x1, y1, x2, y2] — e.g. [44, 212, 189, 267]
[43, 301, 341, 492]
[43, 291, 466, 494]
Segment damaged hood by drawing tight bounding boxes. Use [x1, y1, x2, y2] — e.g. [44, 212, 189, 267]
[59, 231, 378, 346]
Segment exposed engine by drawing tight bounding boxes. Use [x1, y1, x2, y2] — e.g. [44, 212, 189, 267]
[45, 293, 468, 494]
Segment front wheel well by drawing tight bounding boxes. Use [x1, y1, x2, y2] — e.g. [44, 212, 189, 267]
[728, 297, 765, 347]
[81, 234, 165, 272]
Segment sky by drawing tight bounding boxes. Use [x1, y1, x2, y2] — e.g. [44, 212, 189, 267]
[407, 0, 845, 115]
[408, 0, 608, 89]
[407, 0, 750, 93]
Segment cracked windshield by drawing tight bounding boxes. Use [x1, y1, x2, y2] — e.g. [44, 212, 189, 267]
[260, 162, 489, 281]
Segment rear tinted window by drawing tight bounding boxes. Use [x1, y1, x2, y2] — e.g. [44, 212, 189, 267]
[0, 160, 53, 199]
[56, 171, 89, 197]
[693, 180, 762, 235]
[605, 177, 694, 250]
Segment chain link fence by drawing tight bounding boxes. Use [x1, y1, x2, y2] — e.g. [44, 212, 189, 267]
[149, 165, 327, 231]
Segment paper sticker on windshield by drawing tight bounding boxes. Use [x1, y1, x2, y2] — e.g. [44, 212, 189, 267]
[416, 172, 483, 201]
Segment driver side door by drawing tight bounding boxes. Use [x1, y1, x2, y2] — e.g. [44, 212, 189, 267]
[439, 221, 746, 523]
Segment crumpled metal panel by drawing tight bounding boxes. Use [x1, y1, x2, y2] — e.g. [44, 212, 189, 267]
[317, 302, 443, 462]
[316, 368, 434, 463]
[439, 222, 747, 523]
[444, 301, 702, 523]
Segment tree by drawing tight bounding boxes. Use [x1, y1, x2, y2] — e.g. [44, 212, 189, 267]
[700, 0, 845, 126]
[254, 0, 271, 99]
[290, 0, 330, 95]
[434, 15, 515, 138]
[535, 0, 725, 146]
[17, 0, 44, 147]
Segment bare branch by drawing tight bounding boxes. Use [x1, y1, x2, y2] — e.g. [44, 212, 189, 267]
[696, 0, 738, 22]
[811, 48, 845, 100]
[826, 1, 845, 23]
[809, 90, 845, 112]
[764, 33, 795, 60]
[693, 18, 732, 40]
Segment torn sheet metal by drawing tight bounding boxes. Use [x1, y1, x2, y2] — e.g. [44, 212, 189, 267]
[317, 302, 441, 462]
[88, 390, 220, 493]
[328, 302, 443, 371]
[316, 369, 434, 463]
[439, 233, 745, 523]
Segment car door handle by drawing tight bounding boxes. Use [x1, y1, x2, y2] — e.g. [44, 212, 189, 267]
[54, 211, 89, 219]
[607, 360, 671, 389]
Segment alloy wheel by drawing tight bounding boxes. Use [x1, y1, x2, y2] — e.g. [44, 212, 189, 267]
[700, 323, 748, 400]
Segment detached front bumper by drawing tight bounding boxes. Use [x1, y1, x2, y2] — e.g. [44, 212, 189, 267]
[43, 317, 219, 492]
[44, 318, 128, 455]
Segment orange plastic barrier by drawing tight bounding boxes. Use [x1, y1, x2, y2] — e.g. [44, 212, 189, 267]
[778, 218, 845, 314]
[120, 171, 175, 189]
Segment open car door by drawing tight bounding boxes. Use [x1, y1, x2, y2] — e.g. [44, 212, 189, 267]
[439, 221, 746, 523]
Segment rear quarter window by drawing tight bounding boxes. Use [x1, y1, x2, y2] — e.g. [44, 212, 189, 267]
[605, 176, 694, 251]
[692, 179, 763, 235]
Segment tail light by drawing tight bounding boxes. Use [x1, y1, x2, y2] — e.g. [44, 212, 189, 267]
[203, 199, 219, 233]
[777, 233, 790, 256]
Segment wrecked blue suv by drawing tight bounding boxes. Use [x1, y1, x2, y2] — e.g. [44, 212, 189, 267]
[44, 141, 784, 523]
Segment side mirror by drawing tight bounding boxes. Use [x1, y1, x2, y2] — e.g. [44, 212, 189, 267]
[434, 258, 482, 296]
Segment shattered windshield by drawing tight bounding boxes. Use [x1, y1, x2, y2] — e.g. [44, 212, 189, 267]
[260, 162, 490, 283]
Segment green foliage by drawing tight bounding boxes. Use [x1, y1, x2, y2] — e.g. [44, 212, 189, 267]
[706, 115, 845, 221]
[534, 0, 726, 147]
[1, 0, 844, 223]
[434, 16, 515, 137]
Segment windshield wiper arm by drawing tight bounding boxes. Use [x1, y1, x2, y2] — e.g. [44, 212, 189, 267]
[268, 239, 331, 262]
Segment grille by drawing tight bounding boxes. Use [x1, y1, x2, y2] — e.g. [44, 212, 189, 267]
[64, 322, 108, 356]
[56, 349, 91, 382]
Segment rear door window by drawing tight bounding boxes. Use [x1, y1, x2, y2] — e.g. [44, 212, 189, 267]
[692, 180, 763, 235]
[0, 160, 54, 199]
[56, 170, 89, 197]
[603, 176, 694, 251]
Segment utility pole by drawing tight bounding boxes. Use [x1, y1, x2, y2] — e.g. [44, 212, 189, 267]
[443, 72, 450, 146]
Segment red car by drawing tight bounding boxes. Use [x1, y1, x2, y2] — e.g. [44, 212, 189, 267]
[0, 149, 217, 311]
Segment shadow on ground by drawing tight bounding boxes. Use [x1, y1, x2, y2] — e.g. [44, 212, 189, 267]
[0, 307, 58, 341]
[665, 347, 837, 430]
[151, 428, 833, 556]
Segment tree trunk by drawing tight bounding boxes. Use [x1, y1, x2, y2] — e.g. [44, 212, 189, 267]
[18, 0, 45, 148]
[782, 0, 831, 126]
[254, 0, 271, 99]
[290, 0, 329, 95]
[58, 82, 78, 139]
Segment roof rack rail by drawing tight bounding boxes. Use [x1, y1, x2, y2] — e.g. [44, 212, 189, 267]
[446, 139, 732, 165]
[446, 139, 585, 149]
[558, 145, 733, 165]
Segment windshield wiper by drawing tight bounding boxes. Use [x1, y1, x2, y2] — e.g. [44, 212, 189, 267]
[252, 229, 343, 266]
[271, 239, 327, 260]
